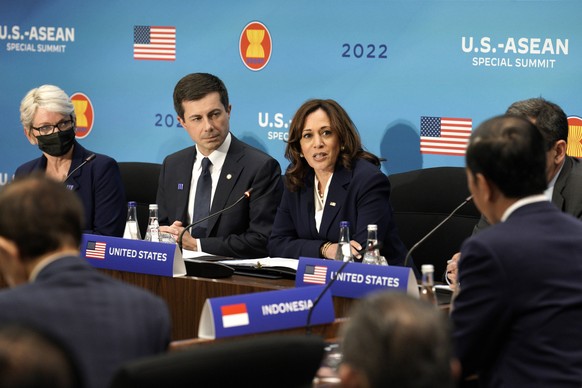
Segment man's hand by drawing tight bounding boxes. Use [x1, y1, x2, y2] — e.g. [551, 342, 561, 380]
[160, 221, 198, 251]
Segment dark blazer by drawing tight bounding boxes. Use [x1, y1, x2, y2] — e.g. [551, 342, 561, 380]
[473, 156, 582, 232]
[156, 135, 282, 258]
[14, 141, 126, 237]
[0, 256, 171, 388]
[267, 159, 409, 266]
[452, 201, 582, 387]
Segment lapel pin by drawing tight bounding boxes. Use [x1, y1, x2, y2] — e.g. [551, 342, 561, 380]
[178, 183, 184, 190]
[226, 174, 232, 180]
[66, 184, 74, 191]
[330, 201, 336, 207]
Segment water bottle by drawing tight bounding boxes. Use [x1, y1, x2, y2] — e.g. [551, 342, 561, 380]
[123, 201, 141, 240]
[144, 204, 160, 242]
[420, 264, 438, 306]
[334, 221, 353, 262]
[362, 224, 380, 265]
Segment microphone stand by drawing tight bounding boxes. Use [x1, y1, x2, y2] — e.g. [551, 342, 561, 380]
[403, 195, 473, 268]
[177, 188, 253, 252]
[306, 242, 383, 335]
[64, 154, 96, 182]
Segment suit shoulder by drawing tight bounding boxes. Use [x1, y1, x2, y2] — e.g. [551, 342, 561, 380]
[162, 146, 196, 163]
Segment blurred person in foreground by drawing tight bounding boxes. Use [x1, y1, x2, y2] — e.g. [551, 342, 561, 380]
[15, 84, 126, 236]
[0, 175, 171, 388]
[447, 97, 582, 286]
[268, 99, 411, 269]
[0, 324, 82, 388]
[157, 73, 282, 258]
[339, 292, 458, 388]
[451, 115, 582, 386]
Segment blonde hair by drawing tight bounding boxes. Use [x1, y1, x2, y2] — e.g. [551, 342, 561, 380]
[20, 85, 75, 130]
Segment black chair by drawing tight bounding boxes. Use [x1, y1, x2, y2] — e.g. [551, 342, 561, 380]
[117, 162, 162, 239]
[109, 334, 326, 388]
[388, 167, 481, 280]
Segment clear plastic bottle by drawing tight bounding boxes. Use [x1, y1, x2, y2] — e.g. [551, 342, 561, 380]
[144, 204, 160, 242]
[123, 201, 141, 240]
[362, 224, 380, 265]
[420, 264, 438, 306]
[334, 221, 353, 262]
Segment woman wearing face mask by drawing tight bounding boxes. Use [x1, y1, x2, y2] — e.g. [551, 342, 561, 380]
[15, 84, 126, 237]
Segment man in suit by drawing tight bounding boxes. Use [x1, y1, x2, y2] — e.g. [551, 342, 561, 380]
[0, 175, 171, 388]
[447, 97, 582, 284]
[474, 97, 582, 231]
[451, 115, 582, 386]
[157, 73, 282, 259]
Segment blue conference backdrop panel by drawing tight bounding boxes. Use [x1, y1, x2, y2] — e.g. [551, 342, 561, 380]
[1, 0, 580, 186]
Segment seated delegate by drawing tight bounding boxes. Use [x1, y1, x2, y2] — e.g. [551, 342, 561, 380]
[15, 84, 126, 236]
[268, 98, 411, 268]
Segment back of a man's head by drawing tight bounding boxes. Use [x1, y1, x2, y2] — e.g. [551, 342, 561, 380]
[466, 115, 547, 199]
[505, 97, 569, 148]
[340, 292, 455, 388]
[0, 175, 84, 261]
[0, 324, 82, 388]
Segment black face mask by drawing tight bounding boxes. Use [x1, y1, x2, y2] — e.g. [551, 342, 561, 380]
[36, 129, 76, 157]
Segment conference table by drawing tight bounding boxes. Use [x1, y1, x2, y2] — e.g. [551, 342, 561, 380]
[100, 268, 356, 342]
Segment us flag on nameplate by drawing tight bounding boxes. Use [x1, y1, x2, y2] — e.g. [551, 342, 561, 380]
[85, 241, 106, 260]
[303, 265, 328, 285]
[420, 116, 472, 156]
[133, 26, 176, 61]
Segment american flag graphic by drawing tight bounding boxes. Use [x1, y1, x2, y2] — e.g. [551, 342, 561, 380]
[420, 116, 472, 156]
[303, 265, 328, 285]
[133, 26, 176, 61]
[85, 241, 106, 260]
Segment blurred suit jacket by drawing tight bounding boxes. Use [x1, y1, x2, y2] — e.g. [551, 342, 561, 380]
[0, 256, 171, 388]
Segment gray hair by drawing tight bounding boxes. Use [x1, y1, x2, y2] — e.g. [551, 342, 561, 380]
[20, 85, 75, 130]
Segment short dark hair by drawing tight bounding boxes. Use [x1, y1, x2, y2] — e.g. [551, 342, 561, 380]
[340, 292, 455, 388]
[173, 73, 229, 120]
[284, 99, 380, 191]
[505, 97, 568, 150]
[466, 115, 547, 198]
[0, 174, 84, 261]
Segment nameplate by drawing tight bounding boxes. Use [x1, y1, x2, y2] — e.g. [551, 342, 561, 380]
[198, 285, 335, 339]
[81, 234, 186, 277]
[295, 257, 418, 299]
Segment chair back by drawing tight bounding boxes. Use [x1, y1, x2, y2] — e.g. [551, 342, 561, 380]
[118, 162, 162, 238]
[110, 334, 326, 388]
[388, 167, 481, 279]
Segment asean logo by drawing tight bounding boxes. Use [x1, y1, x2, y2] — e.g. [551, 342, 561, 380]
[239, 21, 272, 71]
[567, 116, 582, 158]
[70, 92, 94, 139]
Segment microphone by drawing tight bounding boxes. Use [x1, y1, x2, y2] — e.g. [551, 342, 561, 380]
[64, 154, 96, 182]
[177, 188, 253, 251]
[306, 242, 383, 335]
[403, 195, 473, 268]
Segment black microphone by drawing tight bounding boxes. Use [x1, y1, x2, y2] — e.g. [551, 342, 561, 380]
[306, 242, 383, 335]
[177, 188, 253, 251]
[64, 154, 96, 182]
[403, 195, 473, 268]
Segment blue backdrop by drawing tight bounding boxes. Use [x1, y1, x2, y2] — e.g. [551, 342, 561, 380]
[1, 0, 580, 186]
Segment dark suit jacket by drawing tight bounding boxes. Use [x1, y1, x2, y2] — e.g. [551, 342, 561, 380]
[157, 135, 282, 258]
[14, 141, 126, 237]
[452, 201, 582, 387]
[0, 256, 171, 388]
[267, 159, 409, 266]
[473, 156, 582, 232]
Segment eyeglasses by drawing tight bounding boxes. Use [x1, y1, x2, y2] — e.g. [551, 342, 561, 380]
[31, 116, 75, 136]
